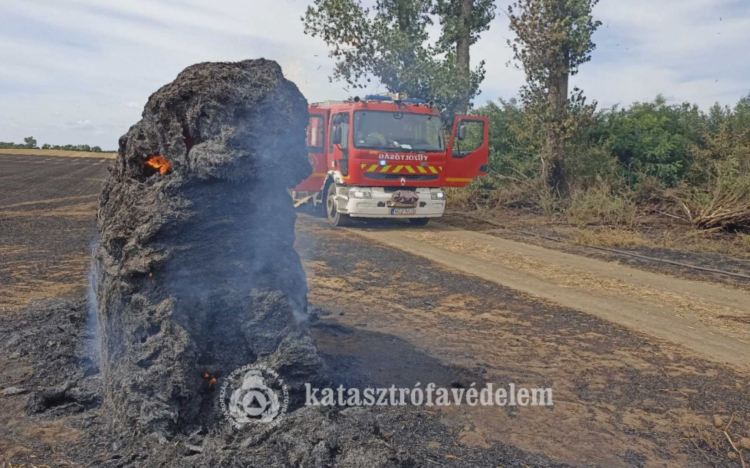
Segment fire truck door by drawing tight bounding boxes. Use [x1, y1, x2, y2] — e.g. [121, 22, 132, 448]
[444, 116, 489, 188]
[329, 112, 351, 177]
[294, 109, 329, 192]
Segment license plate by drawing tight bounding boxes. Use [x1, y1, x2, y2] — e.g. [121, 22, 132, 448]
[391, 208, 416, 216]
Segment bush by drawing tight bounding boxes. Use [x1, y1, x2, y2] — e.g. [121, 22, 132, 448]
[565, 143, 620, 190]
[465, 93, 750, 232]
[474, 99, 542, 178]
[593, 96, 703, 188]
[446, 174, 557, 214]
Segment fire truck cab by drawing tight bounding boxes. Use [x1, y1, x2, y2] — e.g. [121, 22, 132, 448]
[293, 93, 489, 226]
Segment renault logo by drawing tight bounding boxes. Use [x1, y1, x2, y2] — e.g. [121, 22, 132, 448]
[400, 177, 406, 186]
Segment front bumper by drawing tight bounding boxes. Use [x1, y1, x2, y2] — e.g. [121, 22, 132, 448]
[336, 187, 446, 218]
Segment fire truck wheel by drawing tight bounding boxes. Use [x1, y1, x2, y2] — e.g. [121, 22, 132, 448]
[325, 183, 350, 227]
[408, 218, 430, 226]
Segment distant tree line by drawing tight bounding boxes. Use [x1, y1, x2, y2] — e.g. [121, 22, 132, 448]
[0, 137, 104, 153]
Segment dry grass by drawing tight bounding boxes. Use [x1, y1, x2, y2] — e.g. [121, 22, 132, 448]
[573, 229, 653, 248]
[446, 176, 559, 215]
[567, 183, 638, 228]
[566, 224, 750, 258]
[683, 413, 750, 467]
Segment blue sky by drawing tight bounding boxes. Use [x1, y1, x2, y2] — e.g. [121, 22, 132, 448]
[1, 0, 749, 149]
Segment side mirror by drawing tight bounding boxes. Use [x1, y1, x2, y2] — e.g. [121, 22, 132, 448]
[457, 123, 467, 141]
[332, 126, 342, 145]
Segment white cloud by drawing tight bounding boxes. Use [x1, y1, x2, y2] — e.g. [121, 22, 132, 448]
[66, 120, 93, 129]
[579, 0, 750, 107]
[0, 0, 748, 148]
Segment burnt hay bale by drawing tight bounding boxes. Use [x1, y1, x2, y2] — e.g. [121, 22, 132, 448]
[94, 59, 321, 435]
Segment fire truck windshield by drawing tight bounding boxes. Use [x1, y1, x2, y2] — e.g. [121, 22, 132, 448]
[353, 111, 444, 152]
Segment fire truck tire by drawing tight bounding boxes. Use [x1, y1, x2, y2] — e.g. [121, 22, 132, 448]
[313, 192, 327, 218]
[408, 218, 430, 226]
[325, 183, 350, 227]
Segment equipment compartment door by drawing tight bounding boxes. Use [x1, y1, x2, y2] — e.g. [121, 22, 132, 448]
[444, 116, 489, 188]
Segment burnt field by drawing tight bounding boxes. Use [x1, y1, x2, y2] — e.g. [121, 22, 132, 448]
[0, 153, 110, 312]
[1, 152, 749, 467]
[0, 153, 571, 467]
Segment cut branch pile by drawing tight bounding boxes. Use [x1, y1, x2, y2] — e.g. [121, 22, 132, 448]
[678, 184, 750, 231]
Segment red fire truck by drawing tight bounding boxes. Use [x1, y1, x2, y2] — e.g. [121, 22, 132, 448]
[293, 93, 489, 226]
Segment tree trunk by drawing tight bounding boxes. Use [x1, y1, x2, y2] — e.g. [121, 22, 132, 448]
[546, 64, 569, 195]
[456, 0, 473, 114]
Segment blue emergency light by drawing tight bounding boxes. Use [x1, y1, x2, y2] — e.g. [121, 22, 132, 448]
[364, 94, 427, 104]
[364, 95, 392, 102]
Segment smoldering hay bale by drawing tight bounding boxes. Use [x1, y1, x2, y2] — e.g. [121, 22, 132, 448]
[94, 59, 324, 435]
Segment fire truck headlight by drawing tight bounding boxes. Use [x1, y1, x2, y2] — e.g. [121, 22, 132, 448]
[431, 191, 446, 200]
[350, 189, 372, 199]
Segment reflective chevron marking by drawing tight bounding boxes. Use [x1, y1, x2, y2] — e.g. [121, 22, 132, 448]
[357, 164, 443, 174]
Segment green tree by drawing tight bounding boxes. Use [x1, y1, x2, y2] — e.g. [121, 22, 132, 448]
[432, 0, 495, 113]
[688, 93, 750, 188]
[507, 0, 601, 194]
[596, 96, 704, 187]
[474, 99, 543, 176]
[24, 136, 38, 149]
[302, 0, 495, 117]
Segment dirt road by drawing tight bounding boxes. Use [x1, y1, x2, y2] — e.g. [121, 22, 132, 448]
[1, 154, 749, 467]
[348, 222, 750, 369]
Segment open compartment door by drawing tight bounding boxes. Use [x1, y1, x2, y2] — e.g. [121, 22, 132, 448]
[444, 116, 489, 188]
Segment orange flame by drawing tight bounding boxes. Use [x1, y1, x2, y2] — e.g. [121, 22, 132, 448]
[144, 155, 173, 175]
[202, 372, 218, 387]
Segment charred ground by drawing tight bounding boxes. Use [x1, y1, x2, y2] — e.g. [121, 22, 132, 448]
[2, 207, 749, 466]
